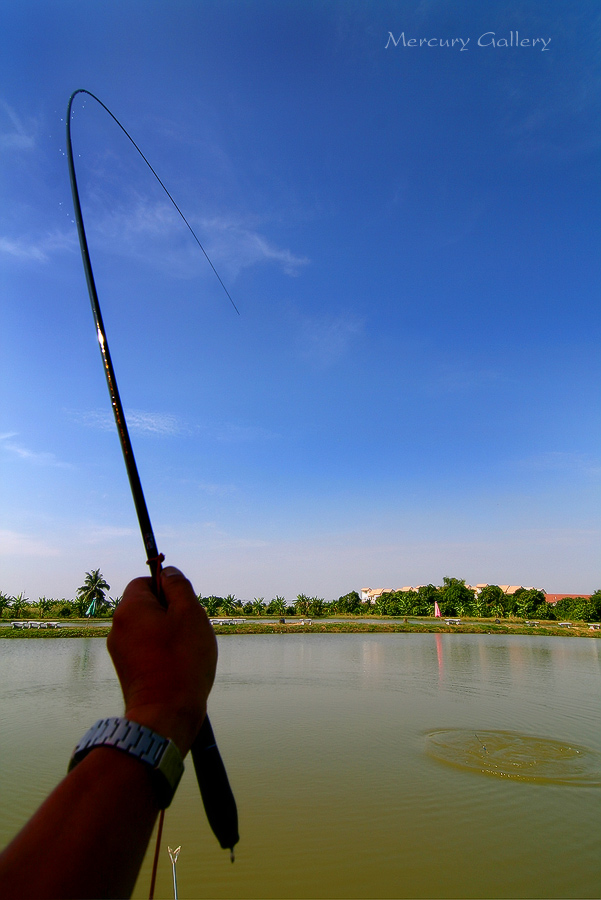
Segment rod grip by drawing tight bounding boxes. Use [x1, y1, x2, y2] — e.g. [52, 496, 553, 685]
[150, 566, 239, 855]
[191, 716, 240, 855]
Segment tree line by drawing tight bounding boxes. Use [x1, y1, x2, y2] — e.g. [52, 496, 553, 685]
[200, 577, 601, 622]
[2, 573, 600, 623]
[0, 570, 118, 619]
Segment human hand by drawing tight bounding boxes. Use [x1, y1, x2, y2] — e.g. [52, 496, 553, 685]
[107, 566, 217, 757]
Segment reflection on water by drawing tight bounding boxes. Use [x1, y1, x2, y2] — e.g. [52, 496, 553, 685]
[1, 633, 600, 899]
[70, 642, 95, 680]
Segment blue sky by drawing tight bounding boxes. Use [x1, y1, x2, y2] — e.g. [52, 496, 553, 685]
[1, 0, 599, 602]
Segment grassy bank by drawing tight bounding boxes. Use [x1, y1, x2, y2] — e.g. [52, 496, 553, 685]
[2, 619, 599, 639]
[0, 626, 110, 638]
[209, 620, 601, 638]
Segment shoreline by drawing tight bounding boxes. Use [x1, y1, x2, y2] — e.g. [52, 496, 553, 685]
[1, 619, 599, 639]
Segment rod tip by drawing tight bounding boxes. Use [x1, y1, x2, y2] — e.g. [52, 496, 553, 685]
[230, 849, 235, 863]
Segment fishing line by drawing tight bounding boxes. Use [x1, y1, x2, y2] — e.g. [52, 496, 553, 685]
[148, 809, 165, 900]
[68, 89, 240, 315]
[66, 89, 240, 892]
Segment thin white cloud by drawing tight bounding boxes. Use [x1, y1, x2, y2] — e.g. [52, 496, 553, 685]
[80, 409, 186, 436]
[85, 197, 309, 280]
[202, 421, 280, 443]
[127, 410, 185, 435]
[78, 409, 278, 442]
[0, 434, 71, 468]
[195, 482, 237, 496]
[0, 230, 76, 263]
[200, 217, 310, 277]
[85, 525, 137, 544]
[298, 312, 364, 364]
[516, 452, 601, 479]
[0, 99, 36, 151]
[0, 237, 47, 261]
[0, 529, 60, 558]
[424, 362, 501, 395]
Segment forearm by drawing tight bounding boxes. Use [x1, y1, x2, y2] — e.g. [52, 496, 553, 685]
[0, 567, 216, 899]
[0, 747, 160, 900]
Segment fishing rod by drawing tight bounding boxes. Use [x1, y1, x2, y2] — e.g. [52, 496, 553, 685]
[65, 89, 239, 866]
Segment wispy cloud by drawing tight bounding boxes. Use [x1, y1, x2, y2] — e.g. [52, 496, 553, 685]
[78, 410, 278, 442]
[80, 409, 186, 436]
[195, 482, 237, 496]
[85, 525, 137, 544]
[0, 529, 60, 558]
[0, 433, 71, 468]
[200, 216, 310, 277]
[85, 197, 309, 280]
[516, 451, 601, 479]
[297, 312, 364, 365]
[0, 99, 36, 151]
[424, 362, 501, 396]
[0, 237, 47, 261]
[0, 230, 76, 263]
[201, 421, 280, 443]
[127, 410, 186, 435]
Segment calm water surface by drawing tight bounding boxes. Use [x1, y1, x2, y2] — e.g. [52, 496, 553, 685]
[1, 633, 600, 899]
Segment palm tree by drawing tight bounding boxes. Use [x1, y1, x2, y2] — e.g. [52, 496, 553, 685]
[252, 597, 266, 617]
[295, 594, 311, 617]
[219, 595, 235, 616]
[223, 594, 240, 615]
[36, 596, 54, 619]
[200, 595, 221, 617]
[308, 597, 325, 618]
[76, 569, 110, 617]
[0, 592, 13, 619]
[268, 596, 286, 616]
[11, 592, 30, 619]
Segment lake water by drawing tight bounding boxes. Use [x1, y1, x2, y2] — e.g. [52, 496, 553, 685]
[1, 633, 600, 898]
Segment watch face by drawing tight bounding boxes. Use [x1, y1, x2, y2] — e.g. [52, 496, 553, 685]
[157, 738, 185, 791]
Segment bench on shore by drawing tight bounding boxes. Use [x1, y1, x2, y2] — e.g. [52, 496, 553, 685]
[210, 618, 247, 625]
[445, 618, 461, 625]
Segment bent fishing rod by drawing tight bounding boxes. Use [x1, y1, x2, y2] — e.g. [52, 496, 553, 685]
[66, 89, 239, 862]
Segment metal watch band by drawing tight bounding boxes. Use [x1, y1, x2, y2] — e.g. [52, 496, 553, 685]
[68, 717, 184, 808]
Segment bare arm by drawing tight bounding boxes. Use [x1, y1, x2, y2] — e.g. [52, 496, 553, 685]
[0, 566, 217, 899]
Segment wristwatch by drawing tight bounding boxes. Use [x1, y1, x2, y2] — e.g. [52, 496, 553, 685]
[68, 717, 184, 808]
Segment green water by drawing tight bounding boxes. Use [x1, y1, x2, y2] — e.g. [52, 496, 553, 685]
[1, 633, 600, 898]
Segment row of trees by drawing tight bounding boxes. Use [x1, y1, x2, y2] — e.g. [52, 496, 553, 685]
[201, 578, 601, 622]
[3, 573, 601, 623]
[0, 570, 118, 619]
[366, 580, 601, 621]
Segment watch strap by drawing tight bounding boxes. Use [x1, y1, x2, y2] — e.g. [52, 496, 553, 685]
[68, 717, 184, 808]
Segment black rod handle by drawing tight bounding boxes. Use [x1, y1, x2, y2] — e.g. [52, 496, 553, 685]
[192, 716, 239, 859]
[152, 576, 239, 857]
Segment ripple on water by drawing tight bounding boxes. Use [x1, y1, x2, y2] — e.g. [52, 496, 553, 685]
[425, 729, 601, 786]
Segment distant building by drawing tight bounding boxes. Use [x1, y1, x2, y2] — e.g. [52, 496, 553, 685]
[361, 584, 592, 606]
[360, 588, 394, 604]
[545, 593, 592, 604]
[360, 586, 421, 603]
